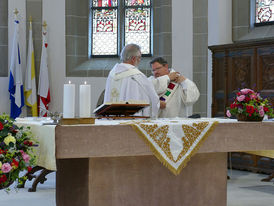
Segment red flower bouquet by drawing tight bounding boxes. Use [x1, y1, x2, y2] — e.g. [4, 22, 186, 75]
[226, 88, 274, 121]
[0, 114, 37, 191]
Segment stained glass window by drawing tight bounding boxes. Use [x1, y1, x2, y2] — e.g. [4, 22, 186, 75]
[93, 0, 118, 7]
[256, 0, 274, 24]
[125, 2, 151, 55]
[91, 0, 152, 57]
[91, 0, 118, 56]
[125, 0, 150, 6]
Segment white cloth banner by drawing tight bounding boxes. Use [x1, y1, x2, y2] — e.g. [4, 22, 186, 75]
[123, 119, 219, 175]
[25, 21, 38, 116]
[38, 27, 50, 117]
[8, 19, 25, 119]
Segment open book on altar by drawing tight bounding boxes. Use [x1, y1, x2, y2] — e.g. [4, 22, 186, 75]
[93, 100, 150, 117]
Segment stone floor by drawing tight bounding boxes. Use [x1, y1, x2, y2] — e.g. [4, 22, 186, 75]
[0, 169, 273, 206]
[227, 170, 274, 206]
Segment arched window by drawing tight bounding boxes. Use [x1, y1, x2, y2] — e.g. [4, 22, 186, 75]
[255, 0, 274, 26]
[90, 0, 152, 57]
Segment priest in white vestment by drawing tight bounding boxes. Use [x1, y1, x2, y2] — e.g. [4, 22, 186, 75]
[104, 44, 160, 117]
[148, 57, 200, 118]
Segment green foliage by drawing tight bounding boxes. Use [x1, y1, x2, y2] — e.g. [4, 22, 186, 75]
[0, 114, 37, 191]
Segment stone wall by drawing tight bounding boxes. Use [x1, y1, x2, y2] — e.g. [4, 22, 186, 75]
[0, 0, 8, 77]
[233, 0, 274, 41]
[193, 0, 208, 117]
[65, 0, 172, 77]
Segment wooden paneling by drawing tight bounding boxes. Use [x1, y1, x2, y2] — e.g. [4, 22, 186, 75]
[209, 39, 274, 117]
[209, 39, 274, 175]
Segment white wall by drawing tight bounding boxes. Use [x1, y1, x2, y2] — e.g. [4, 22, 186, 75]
[207, 0, 232, 116]
[42, 0, 66, 114]
[172, 0, 193, 79]
[43, 0, 106, 116]
[208, 0, 232, 46]
[172, 0, 193, 115]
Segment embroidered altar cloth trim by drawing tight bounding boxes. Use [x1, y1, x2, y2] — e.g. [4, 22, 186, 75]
[121, 119, 219, 175]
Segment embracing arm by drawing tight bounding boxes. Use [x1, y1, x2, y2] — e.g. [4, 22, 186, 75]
[180, 79, 200, 106]
[148, 75, 170, 95]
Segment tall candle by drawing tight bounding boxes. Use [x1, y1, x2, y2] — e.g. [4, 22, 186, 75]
[79, 81, 91, 117]
[63, 81, 75, 118]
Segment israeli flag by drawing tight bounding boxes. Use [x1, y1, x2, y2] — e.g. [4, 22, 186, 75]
[8, 20, 24, 119]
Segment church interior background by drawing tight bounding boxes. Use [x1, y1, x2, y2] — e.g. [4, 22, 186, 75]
[1, 0, 274, 205]
[0, 0, 273, 117]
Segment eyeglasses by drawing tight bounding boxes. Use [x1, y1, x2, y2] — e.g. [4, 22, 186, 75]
[152, 65, 165, 73]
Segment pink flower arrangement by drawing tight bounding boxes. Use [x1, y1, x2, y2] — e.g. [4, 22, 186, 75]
[1, 163, 12, 173]
[0, 114, 37, 191]
[20, 150, 30, 163]
[226, 88, 274, 120]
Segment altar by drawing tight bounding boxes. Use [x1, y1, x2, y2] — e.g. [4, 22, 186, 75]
[54, 119, 274, 206]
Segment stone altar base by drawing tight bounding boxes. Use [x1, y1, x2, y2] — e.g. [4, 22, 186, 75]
[56, 153, 227, 206]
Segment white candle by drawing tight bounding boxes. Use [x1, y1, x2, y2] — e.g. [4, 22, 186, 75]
[79, 81, 91, 117]
[63, 81, 75, 118]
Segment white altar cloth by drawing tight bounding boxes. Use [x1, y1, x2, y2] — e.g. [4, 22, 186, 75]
[15, 118, 56, 171]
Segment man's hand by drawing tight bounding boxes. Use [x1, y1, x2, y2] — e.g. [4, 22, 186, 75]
[168, 72, 179, 82]
[176, 75, 186, 83]
[160, 101, 166, 109]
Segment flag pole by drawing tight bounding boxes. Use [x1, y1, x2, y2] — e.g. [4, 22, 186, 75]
[13, 8, 19, 22]
[29, 16, 32, 28]
[14, 8, 19, 17]
[29, 16, 33, 35]
[43, 21, 47, 29]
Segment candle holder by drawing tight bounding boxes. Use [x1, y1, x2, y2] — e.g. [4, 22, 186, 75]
[48, 111, 63, 124]
[39, 107, 63, 125]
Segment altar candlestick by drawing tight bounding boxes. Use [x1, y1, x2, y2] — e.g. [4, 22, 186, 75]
[79, 81, 91, 117]
[63, 81, 75, 118]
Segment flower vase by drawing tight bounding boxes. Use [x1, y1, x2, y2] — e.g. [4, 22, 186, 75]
[237, 114, 263, 122]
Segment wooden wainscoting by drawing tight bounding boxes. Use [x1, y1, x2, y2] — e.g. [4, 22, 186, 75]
[209, 39, 274, 177]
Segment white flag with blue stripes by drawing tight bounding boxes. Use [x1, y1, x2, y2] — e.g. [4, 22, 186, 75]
[8, 19, 24, 119]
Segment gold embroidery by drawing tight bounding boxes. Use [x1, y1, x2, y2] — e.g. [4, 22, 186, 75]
[110, 88, 119, 102]
[176, 122, 210, 162]
[139, 124, 174, 161]
[137, 121, 210, 164]
[129, 120, 218, 175]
